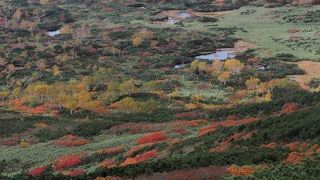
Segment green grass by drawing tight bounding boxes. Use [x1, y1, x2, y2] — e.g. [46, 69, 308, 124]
[0, 133, 140, 175]
[184, 6, 320, 60]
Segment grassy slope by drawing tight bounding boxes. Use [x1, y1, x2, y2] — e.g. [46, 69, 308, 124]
[185, 6, 320, 60]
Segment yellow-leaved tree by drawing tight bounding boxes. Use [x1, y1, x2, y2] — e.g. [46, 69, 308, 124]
[245, 77, 260, 90]
[224, 59, 244, 75]
[218, 71, 231, 85]
[119, 79, 139, 95]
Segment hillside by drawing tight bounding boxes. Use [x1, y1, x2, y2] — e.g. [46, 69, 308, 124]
[0, 0, 320, 179]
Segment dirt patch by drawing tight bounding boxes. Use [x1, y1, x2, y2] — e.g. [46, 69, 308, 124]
[288, 61, 320, 90]
[233, 40, 256, 52]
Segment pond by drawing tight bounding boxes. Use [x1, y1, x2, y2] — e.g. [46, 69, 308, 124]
[177, 12, 191, 18]
[173, 48, 237, 69]
[47, 30, 61, 37]
[195, 48, 236, 61]
[165, 11, 191, 24]
[174, 64, 187, 69]
[167, 18, 179, 25]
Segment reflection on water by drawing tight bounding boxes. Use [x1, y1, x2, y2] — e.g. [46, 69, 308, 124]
[195, 48, 236, 61]
[47, 30, 61, 37]
[177, 12, 191, 18]
[166, 11, 191, 24]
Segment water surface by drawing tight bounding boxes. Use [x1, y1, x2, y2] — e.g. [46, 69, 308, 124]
[195, 48, 236, 61]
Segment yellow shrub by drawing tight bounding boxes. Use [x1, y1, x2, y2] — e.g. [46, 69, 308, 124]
[185, 103, 198, 110]
[20, 141, 30, 148]
[34, 122, 49, 129]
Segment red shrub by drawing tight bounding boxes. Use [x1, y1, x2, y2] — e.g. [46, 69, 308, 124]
[99, 146, 122, 155]
[30, 104, 48, 114]
[174, 111, 204, 119]
[136, 132, 167, 145]
[62, 168, 85, 177]
[2, 136, 20, 146]
[99, 160, 117, 169]
[96, 176, 122, 180]
[210, 132, 253, 152]
[9, 99, 49, 114]
[109, 122, 167, 135]
[171, 127, 189, 135]
[28, 166, 47, 177]
[260, 142, 277, 148]
[198, 118, 257, 136]
[53, 154, 84, 171]
[198, 124, 217, 136]
[173, 119, 208, 127]
[53, 135, 91, 147]
[125, 144, 154, 157]
[121, 149, 157, 167]
[288, 28, 300, 33]
[282, 103, 299, 114]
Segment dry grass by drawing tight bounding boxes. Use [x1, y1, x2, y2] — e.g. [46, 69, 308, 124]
[288, 61, 320, 90]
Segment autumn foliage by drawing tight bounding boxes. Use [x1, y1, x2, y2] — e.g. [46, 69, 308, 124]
[9, 99, 49, 114]
[198, 118, 257, 136]
[136, 131, 167, 145]
[125, 144, 154, 157]
[227, 165, 256, 176]
[99, 160, 117, 169]
[281, 103, 299, 114]
[53, 135, 91, 147]
[27, 166, 47, 177]
[285, 152, 304, 164]
[121, 149, 157, 167]
[171, 127, 189, 135]
[173, 119, 208, 127]
[53, 154, 84, 171]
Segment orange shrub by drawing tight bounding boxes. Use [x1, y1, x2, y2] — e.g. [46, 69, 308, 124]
[306, 144, 319, 157]
[53, 135, 91, 147]
[198, 124, 217, 136]
[227, 165, 255, 176]
[121, 149, 157, 167]
[28, 166, 47, 177]
[136, 132, 167, 145]
[285, 152, 304, 164]
[285, 142, 308, 152]
[53, 154, 84, 171]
